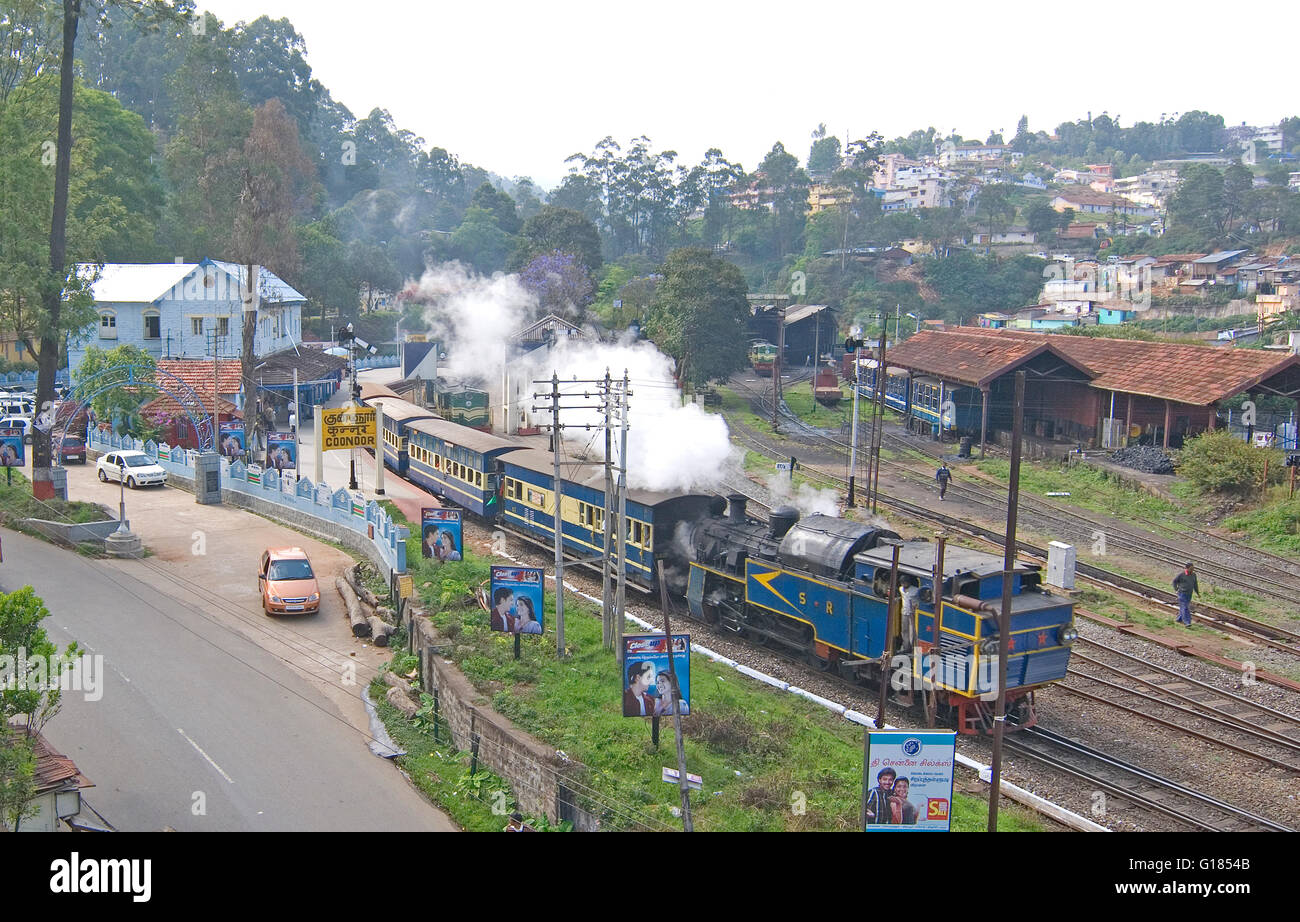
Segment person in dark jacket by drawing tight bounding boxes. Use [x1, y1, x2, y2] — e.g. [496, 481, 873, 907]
[935, 464, 951, 500]
[1172, 563, 1199, 625]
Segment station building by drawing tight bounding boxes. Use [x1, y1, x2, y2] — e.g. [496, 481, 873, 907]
[881, 328, 1300, 456]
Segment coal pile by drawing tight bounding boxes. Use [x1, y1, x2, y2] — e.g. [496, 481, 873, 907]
[1110, 445, 1176, 475]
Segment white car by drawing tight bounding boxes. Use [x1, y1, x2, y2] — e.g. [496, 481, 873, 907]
[96, 450, 167, 488]
[0, 416, 32, 444]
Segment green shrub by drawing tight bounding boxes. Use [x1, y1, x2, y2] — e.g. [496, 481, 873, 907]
[1175, 430, 1283, 496]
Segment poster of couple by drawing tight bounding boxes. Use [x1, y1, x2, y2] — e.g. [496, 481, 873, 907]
[267, 432, 296, 471]
[421, 508, 463, 562]
[863, 730, 957, 831]
[489, 566, 544, 635]
[622, 634, 690, 718]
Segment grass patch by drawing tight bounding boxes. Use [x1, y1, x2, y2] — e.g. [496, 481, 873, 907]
[0, 470, 115, 554]
[974, 458, 1188, 523]
[368, 510, 1047, 832]
[372, 689, 527, 832]
[1224, 499, 1300, 555]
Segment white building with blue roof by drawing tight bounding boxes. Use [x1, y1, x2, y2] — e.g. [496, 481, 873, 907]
[67, 259, 307, 378]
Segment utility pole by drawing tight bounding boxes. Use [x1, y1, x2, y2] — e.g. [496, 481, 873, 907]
[550, 372, 566, 656]
[772, 296, 788, 432]
[868, 320, 889, 513]
[531, 372, 614, 659]
[292, 368, 300, 481]
[210, 331, 221, 452]
[615, 370, 630, 662]
[848, 345, 860, 507]
[602, 370, 615, 650]
[988, 370, 1025, 833]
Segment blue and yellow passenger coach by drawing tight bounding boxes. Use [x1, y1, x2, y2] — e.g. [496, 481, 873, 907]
[404, 418, 519, 518]
[371, 394, 440, 477]
[499, 449, 714, 591]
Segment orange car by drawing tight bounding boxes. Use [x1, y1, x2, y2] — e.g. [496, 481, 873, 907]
[258, 547, 321, 615]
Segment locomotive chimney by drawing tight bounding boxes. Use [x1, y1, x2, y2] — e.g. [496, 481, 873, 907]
[768, 505, 800, 540]
[727, 493, 747, 523]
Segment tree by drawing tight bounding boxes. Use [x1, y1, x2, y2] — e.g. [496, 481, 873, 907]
[1168, 164, 1226, 239]
[508, 206, 602, 275]
[518, 250, 594, 320]
[1177, 430, 1283, 497]
[0, 586, 79, 830]
[469, 181, 521, 235]
[758, 142, 810, 258]
[807, 128, 842, 177]
[974, 184, 1016, 248]
[1026, 201, 1059, 242]
[73, 343, 157, 430]
[231, 98, 315, 460]
[448, 206, 511, 274]
[646, 247, 749, 387]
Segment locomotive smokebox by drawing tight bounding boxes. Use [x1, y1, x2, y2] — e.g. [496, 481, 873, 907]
[727, 493, 748, 523]
[708, 495, 728, 517]
[768, 506, 800, 540]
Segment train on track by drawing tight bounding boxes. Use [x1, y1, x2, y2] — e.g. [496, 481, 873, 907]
[841, 351, 983, 436]
[362, 384, 1077, 733]
[749, 341, 778, 376]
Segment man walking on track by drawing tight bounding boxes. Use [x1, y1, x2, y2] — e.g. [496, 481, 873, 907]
[935, 463, 951, 500]
[1173, 563, 1199, 626]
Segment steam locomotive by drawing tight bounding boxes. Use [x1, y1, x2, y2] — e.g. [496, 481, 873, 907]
[363, 386, 1076, 733]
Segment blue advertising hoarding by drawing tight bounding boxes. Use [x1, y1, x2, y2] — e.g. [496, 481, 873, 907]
[421, 508, 463, 562]
[266, 432, 297, 471]
[0, 429, 24, 467]
[864, 730, 957, 830]
[622, 634, 690, 718]
[219, 421, 245, 459]
[488, 565, 543, 635]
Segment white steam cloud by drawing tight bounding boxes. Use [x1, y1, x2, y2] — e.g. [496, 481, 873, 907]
[764, 473, 842, 518]
[402, 263, 537, 382]
[402, 262, 734, 494]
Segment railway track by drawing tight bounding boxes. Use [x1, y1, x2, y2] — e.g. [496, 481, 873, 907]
[727, 379, 1300, 654]
[1003, 726, 1294, 832]
[1065, 636, 1300, 772]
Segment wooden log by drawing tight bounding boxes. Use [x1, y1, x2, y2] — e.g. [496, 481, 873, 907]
[376, 605, 398, 626]
[385, 685, 418, 717]
[370, 616, 395, 647]
[336, 576, 371, 637]
[347, 564, 382, 608]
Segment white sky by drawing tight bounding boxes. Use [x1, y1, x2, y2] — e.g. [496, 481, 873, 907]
[198, 0, 1300, 189]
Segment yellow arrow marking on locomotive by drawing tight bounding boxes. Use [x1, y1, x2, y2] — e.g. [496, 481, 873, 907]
[752, 568, 800, 615]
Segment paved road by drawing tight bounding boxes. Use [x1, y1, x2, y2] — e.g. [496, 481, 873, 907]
[4, 469, 457, 831]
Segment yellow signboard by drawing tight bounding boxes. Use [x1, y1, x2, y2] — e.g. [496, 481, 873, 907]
[396, 573, 414, 600]
[321, 403, 376, 450]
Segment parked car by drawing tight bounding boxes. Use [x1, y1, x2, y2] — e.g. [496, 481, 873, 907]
[258, 547, 321, 615]
[58, 435, 87, 465]
[0, 416, 32, 444]
[0, 397, 34, 419]
[96, 450, 167, 488]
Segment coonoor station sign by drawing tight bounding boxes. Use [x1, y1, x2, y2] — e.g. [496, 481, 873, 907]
[321, 404, 376, 450]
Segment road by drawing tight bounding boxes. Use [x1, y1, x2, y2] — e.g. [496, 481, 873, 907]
[3, 461, 457, 831]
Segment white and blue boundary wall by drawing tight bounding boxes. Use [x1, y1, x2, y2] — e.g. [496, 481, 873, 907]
[87, 429, 407, 577]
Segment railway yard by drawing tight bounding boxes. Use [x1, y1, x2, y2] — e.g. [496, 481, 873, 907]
[665, 367, 1300, 832]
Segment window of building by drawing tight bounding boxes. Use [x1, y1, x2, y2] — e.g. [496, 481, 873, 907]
[99, 311, 117, 339]
[191, 317, 204, 336]
[143, 311, 160, 340]
[217, 317, 230, 337]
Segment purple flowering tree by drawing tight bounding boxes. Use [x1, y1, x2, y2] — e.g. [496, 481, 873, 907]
[518, 250, 594, 320]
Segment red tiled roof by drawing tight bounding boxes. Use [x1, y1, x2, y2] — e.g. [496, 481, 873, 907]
[146, 359, 243, 418]
[1060, 223, 1099, 239]
[952, 328, 1300, 405]
[2, 726, 94, 795]
[157, 359, 242, 396]
[881, 330, 1095, 388]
